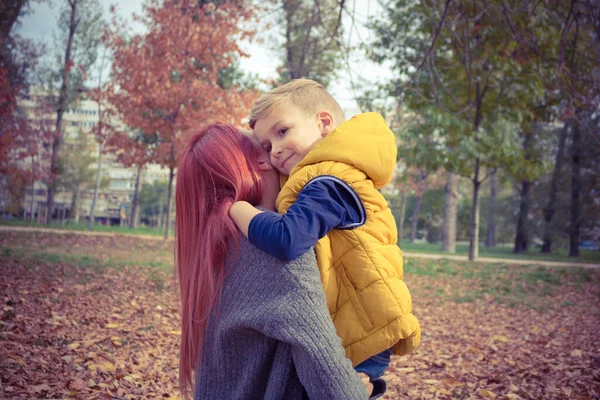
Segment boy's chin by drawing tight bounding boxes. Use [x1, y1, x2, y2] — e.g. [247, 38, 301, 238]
[278, 165, 295, 176]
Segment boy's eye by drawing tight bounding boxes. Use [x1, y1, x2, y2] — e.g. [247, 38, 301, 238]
[265, 144, 272, 152]
[278, 128, 288, 136]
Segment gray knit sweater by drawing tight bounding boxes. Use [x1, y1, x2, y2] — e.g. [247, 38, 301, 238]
[193, 238, 367, 400]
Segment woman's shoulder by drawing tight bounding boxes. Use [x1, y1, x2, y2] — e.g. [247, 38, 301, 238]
[228, 237, 321, 292]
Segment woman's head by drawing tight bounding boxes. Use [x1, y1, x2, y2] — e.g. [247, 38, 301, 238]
[175, 123, 264, 397]
[177, 123, 263, 214]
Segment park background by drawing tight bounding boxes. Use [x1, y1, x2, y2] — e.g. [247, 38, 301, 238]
[0, 0, 599, 399]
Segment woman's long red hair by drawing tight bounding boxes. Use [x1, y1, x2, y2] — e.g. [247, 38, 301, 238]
[175, 123, 262, 398]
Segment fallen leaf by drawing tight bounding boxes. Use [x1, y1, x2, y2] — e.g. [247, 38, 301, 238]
[70, 379, 86, 390]
[480, 389, 497, 399]
[492, 335, 508, 343]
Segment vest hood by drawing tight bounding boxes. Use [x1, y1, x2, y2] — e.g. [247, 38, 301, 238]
[290, 112, 397, 189]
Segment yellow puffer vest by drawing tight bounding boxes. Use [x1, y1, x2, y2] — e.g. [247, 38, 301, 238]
[276, 112, 420, 365]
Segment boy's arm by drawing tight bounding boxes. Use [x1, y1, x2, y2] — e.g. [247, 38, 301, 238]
[229, 176, 365, 261]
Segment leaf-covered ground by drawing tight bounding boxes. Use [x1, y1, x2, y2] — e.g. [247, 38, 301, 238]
[1, 231, 599, 399]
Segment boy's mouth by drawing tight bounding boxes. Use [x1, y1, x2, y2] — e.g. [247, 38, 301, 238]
[281, 155, 292, 170]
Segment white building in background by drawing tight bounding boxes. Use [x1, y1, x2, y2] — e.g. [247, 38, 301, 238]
[17, 89, 170, 225]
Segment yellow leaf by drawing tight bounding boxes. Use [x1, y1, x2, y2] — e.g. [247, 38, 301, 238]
[423, 379, 439, 385]
[124, 373, 142, 382]
[492, 335, 508, 343]
[106, 323, 121, 329]
[397, 367, 415, 373]
[131, 300, 139, 307]
[68, 342, 80, 350]
[169, 330, 182, 335]
[97, 362, 117, 373]
[571, 349, 582, 357]
[87, 379, 97, 387]
[480, 389, 497, 399]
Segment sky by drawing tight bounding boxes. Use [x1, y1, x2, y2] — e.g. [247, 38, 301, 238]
[17, 0, 393, 116]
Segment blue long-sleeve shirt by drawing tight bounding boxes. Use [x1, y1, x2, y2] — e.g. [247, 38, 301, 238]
[248, 176, 367, 261]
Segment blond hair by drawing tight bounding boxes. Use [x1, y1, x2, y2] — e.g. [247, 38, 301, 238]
[249, 79, 345, 129]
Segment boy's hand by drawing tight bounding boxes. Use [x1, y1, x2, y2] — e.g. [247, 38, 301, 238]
[357, 372, 373, 397]
[229, 201, 262, 238]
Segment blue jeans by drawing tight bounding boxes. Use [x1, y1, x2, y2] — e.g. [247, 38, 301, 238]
[354, 348, 392, 379]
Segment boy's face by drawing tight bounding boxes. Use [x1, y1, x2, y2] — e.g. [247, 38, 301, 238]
[238, 128, 280, 210]
[253, 105, 333, 175]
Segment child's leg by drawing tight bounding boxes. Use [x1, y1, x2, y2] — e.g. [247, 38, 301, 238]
[354, 348, 393, 379]
[354, 348, 392, 399]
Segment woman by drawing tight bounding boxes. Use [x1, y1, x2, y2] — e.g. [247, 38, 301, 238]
[175, 123, 367, 399]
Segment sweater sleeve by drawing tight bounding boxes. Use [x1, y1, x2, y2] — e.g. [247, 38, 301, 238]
[259, 251, 368, 400]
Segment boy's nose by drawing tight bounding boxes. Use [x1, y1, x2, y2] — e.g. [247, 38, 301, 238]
[271, 145, 282, 158]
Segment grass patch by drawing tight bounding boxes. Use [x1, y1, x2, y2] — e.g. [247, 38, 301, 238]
[0, 243, 173, 282]
[0, 218, 165, 237]
[400, 240, 600, 264]
[1, 246, 103, 269]
[405, 257, 600, 310]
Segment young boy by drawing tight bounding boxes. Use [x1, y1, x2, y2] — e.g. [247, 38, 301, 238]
[229, 79, 420, 388]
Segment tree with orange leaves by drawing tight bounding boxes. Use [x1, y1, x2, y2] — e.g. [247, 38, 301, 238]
[102, 0, 259, 239]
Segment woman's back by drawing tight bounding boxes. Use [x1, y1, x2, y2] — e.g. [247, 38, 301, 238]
[194, 238, 365, 400]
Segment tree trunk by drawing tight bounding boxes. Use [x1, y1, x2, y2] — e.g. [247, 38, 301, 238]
[30, 155, 36, 224]
[129, 165, 143, 229]
[541, 123, 568, 253]
[87, 46, 108, 231]
[569, 118, 581, 257]
[513, 179, 531, 253]
[46, 0, 78, 224]
[485, 168, 497, 248]
[70, 182, 80, 223]
[0, 0, 26, 47]
[398, 187, 407, 244]
[87, 142, 103, 230]
[284, 2, 297, 79]
[158, 195, 164, 231]
[409, 193, 423, 243]
[164, 167, 175, 239]
[409, 169, 427, 243]
[468, 159, 481, 261]
[442, 171, 458, 253]
[514, 130, 534, 253]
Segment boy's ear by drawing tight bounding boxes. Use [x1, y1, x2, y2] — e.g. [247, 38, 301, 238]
[317, 111, 335, 137]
